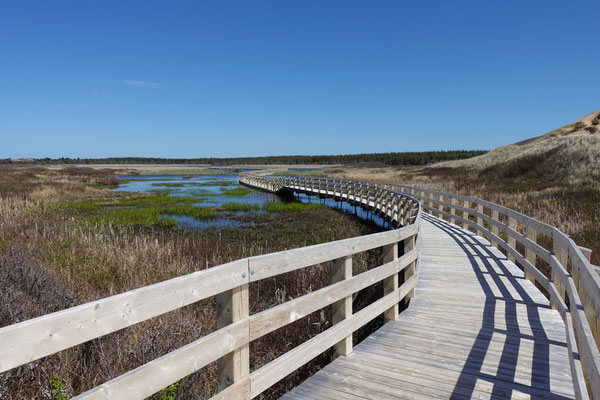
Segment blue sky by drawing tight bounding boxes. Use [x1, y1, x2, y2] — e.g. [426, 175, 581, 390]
[1, 1, 599, 158]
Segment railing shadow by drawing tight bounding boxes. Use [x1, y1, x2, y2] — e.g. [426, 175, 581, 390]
[421, 214, 571, 400]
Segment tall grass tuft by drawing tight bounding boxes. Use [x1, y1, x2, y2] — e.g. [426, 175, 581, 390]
[221, 202, 260, 212]
[220, 187, 253, 196]
[262, 202, 324, 212]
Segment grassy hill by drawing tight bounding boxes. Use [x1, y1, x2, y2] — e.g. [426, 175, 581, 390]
[440, 109, 600, 183]
[327, 108, 600, 265]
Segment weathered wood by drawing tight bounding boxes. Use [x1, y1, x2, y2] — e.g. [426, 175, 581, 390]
[248, 224, 418, 281]
[0, 259, 248, 373]
[507, 216, 517, 263]
[249, 277, 417, 398]
[383, 242, 398, 322]
[553, 240, 567, 301]
[286, 216, 580, 400]
[6, 173, 600, 400]
[209, 376, 251, 400]
[249, 250, 417, 341]
[525, 225, 538, 284]
[331, 255, 353, 357]
[450, 197, 458, 225]
[404, 234, 416, 304]
[75, 320, 249, 400]
[490, 209, 499, 248]
[476, 203, 484, 237]
[216, 281, 250, 393]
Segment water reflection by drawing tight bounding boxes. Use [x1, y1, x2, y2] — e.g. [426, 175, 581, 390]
[114, 174, 393, 230]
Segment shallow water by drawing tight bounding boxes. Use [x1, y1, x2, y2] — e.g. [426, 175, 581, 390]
[115, 174, 283, 208]
[114, 173, 393, 230]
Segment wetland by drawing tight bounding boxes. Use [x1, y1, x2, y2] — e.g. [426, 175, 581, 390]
[0, 165, 386, 399]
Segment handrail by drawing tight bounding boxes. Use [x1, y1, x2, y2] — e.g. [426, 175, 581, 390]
[0, 174, 422, 399]
[373, 182, 599, 400]
[2, 170, 596, 399]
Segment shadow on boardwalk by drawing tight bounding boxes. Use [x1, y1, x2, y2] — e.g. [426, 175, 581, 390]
[282, 214, 574, 399]
[423, 214, 565, 400]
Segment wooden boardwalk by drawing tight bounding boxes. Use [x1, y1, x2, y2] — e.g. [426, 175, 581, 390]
[283, 214, 575, 399]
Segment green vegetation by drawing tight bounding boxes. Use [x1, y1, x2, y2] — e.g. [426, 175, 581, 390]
[197, 180, 237, 187]
[221, 202, 260, 212]
[86, 207, 177, 227]
[59, 193, 202, 211]
[262, 202, 325, 212]
[48, 376, 68, 400]
[159, 381, 180, 400]
[119, 177, 179, 183]
[55, 194, 218, 228]
[17, 150, 488, 167]
[151, 182, 185, 187]
[0, 165, 386, 399]
[84, 182, 119, 189]
[164, 205, 217, 219]
[221, 186, 252, 196]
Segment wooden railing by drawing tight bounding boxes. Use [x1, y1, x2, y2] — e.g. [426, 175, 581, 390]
[0, 176, 422, 399]
[239, 174, 420, 228]
[375, 182, 600, 400]
[242, 173, 600, 399]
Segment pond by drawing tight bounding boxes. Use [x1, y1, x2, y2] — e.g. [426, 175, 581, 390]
[114, 173, 392, 230]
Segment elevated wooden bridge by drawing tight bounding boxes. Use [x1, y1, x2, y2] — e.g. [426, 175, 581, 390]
[0, 173, 599, 399]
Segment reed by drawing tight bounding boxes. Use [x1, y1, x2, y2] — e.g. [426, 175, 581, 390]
[220, 186, 253, 196]
[220, 202, 260, 212]
[0, 166, 381, 399]
[262, 202, 325, 212]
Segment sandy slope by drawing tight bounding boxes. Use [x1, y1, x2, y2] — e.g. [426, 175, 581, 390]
[440, 109, 600, 182]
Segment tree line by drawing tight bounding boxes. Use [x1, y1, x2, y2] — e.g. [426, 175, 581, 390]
[2, 150, 487, 166]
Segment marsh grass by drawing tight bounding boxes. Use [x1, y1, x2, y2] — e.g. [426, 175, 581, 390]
[118, 177, 180, 183]
[151, 182, 185, 188]
[220, 202, 260, 212]
[220, 186, 253, 196]
[85, 207, 178, 227]
[329, 164, 600, 266]
[0, 166, 382, 399]
[262, 202, 325, 212]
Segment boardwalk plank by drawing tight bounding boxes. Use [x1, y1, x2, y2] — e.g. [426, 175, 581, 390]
[283, 216, 575, 399]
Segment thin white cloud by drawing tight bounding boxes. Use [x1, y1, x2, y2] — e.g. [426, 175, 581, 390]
[122, 79, 164, 88]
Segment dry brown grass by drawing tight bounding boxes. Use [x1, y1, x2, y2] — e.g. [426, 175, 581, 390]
[327, 164, 600, 266]
[439, 109, 600, 184]
[0, 166, 384, 399]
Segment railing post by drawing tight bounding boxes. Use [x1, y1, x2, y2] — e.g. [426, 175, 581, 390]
[507, 217, 517, 263]
[490, 210, 499, 248]
[403, 234, 416, 306]
[552, 240, 567, 301]
[331, 255, 353, 357]
[450, 197, 457, 225]
[431, 194, 439, 218]
[578, 248, 600, 347]
[525, 225, 537, 283]
[216, 276, 250, 396]
[463, 200, 471, 232]
[476, 203, 484, 237]
[404, 199, 412, 227]
[383, 242, 399, 322]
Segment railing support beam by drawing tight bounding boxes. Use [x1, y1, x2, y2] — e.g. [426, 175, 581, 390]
[403, 235, 416, 307]
[331, 255, 353, 357]
[216, 277, 250, 396]
[383, 243, 399, 322]
[525, 226, 537, 284]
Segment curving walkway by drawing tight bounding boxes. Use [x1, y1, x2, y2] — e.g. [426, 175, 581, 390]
[282, 214, 575, 399]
